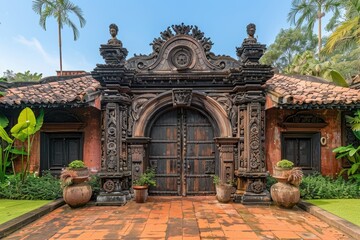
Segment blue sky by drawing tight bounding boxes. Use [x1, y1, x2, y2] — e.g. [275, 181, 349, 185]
[0, 0, 294, 77]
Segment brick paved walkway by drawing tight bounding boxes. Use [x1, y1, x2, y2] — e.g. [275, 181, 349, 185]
[4, 196, 352, 240]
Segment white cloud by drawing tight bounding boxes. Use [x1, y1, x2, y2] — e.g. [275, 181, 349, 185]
[14, 35, 58, 68]
[0, 35, 94, 77]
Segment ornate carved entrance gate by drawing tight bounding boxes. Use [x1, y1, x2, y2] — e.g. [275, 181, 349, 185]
[149, 108, 216, 196]
[92, 22, 274, 205]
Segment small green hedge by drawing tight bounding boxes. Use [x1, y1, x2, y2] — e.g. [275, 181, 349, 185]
[0, 173, 62, 200]
[267, 173, 360, 199]
[300, 174, 359, 199]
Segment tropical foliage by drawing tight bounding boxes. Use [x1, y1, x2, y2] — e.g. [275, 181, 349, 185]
[32, 0, 86, 75]
[260, 27, 317, 71]
[333, 110, 360, 180]
[0, 108, 44, 183]
[323, 0, 360, 53]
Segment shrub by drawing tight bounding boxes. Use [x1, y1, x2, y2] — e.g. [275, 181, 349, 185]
[133, 168, 156, 186]
[88, 174, 100, 200]
[266, 175, 277, 190]
[276, 159, 294, 169]
[0, 172, 61, 200]
[300, 173, 360, 199]
[68, 160, 86, 169]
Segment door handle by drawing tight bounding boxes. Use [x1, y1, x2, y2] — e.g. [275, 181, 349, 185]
[187, 164, 191, 169]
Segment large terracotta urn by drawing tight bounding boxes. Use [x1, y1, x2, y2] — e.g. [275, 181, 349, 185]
[61, 167, 92, 208]
[270, 182, 300, 208]
[270, 164, 303, 208]
[63, 183, 92, 208]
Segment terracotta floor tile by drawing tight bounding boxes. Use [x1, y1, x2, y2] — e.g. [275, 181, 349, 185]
[3, 196, 353, 240]
[296, 231, 321, 240]
[272, 230, 302, 239]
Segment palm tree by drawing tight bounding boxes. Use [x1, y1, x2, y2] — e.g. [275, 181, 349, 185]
[32, 0, 86, 76]
[323, 0, 360, 53]
[288, 0, 341, 58]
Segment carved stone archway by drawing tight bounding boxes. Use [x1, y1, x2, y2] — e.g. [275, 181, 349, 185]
[132, 89, 232, 138]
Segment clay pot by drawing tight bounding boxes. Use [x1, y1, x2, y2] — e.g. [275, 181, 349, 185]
[63, 182, 92, 208]
[71, 168, 90, 184]
[272, 166, 292, 183]
[216, 184, 233, 203]
[270, 182, 300, 208]
[133, 185, 148, 203]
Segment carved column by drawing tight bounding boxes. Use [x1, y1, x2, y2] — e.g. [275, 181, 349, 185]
[232, 92, 270, 204]
[230, 24, 274, 204]
[96, 91, 132, 205]
[91, 26, 136, 205]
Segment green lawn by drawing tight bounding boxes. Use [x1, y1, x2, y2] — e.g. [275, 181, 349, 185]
[0, 199, 51, 225]
[306, 199, 360, 226]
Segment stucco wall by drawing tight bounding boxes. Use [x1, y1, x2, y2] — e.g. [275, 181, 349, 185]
[265, 108, 343, 176]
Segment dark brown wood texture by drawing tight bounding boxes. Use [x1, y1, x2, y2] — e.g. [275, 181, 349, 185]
[41, 132, 83, 175]
[281, 133, 320, 173]
[149, 108, 216, 195]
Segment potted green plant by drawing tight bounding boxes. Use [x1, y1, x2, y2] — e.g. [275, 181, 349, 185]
[132, 168, 156, 203]
[271, 159, 303, 208]
[60, 160, 92, 208]
[272, 159, 294, 182]
[213, 175, 234, 203]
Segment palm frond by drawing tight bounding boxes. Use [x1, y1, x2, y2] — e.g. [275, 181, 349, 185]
[323, 16, 360, 53]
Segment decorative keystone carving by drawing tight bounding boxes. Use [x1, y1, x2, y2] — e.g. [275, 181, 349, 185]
[172, 89, 192, 106]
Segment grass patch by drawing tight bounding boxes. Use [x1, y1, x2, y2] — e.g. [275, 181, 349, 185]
[0, 199, 51, 224]
[306, 199, 360, 226]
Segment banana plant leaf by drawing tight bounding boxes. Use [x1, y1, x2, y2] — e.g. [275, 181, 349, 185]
[0, 127, 13, 143]
[0, 112, 9, 128]
[11, 121, 31, 142]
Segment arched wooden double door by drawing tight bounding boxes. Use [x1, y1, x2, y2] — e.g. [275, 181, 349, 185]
[149, 108, 217, 196]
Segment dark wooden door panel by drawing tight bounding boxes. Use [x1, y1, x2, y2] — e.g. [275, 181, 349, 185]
[281, 133, 320, 173]
[149, 108, 216, 196]
[41, 133, 83, 176]
[149, 110, 180, 195]
[185, 109, 215, 195]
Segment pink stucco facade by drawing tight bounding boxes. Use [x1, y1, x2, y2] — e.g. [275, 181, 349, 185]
[265, 108, 343, 176]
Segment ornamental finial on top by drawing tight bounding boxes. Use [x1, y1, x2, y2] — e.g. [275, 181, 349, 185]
[108, 23, 123, 46]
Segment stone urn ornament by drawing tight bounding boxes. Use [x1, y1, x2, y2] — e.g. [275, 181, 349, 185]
[60, 160, 92, 208]
[270, 160, 303, 208]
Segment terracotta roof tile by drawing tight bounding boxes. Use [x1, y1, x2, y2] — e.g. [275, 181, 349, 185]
[266, 74, 360, 108]
[0, 75, 100, 106]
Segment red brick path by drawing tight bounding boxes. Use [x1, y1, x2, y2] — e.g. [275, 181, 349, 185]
[4, 196, 351, 240]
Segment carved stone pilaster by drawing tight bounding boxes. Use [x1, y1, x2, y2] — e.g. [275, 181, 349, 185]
[215, 137, 239, 184]
[127, 137, 151, 184]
